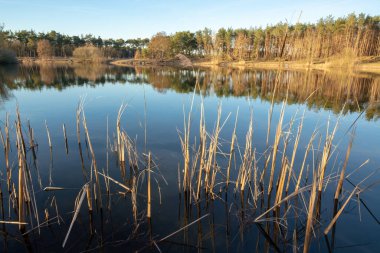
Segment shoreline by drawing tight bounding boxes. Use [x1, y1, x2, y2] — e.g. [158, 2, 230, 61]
[111, 57, 380, 75]
[17, 57, 117, 65]
[13, 56, 380, 75]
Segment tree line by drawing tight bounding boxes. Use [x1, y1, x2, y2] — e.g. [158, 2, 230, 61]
[1, 13, 379, 63]
[0, 25, 149, 59]
[145, 13, 380, 61]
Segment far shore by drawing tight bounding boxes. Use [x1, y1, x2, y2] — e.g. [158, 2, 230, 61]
[13, 56, 380, 75]
[111, 56, 380, 74]
[17, 57, 117, 65]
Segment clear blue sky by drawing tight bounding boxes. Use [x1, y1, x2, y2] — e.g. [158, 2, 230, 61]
[0, 0, 379, 39]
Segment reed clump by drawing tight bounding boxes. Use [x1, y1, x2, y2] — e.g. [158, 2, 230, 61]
[176, 93, 369, 252]
[0, 99, 371, 253]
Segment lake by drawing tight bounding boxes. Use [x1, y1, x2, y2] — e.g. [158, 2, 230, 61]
[0, 64, 379, 253]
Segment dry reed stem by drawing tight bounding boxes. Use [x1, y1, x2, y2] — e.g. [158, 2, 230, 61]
[226, 108, 238, 188]
[45, 120, 52, 149]
[266, 70, 281, 147]
[0, 220, 28, 225]
[334, 129, 355, 200]
[117, 104, 127, 163]
[196, 101, 206, 199]
[27, 122, 43, 189]
[131, 174, 138, 227]
[62, 184, 88, 248]
[286, 115, 304, 193]
[82, 112, 103, 211]
[179, 92, 195, 192]
[204, 105, 222, 194]
[295, 130, 317, 192]
[97, 172, 131, 192]
[236, 113, 253, 192]
[268, 102, 285, 195]
[318, 119, 339, 192]
[86, 183, 92, 212]
[15, 111, 26, 231]
[275, 159, 289, 206]
[324, 186, 358, 235]
[303, 170, 317, 253]
[274, 114, 295, 204]
[17, 136, 24, 231]
[158, 213, 210, 243]
[2, 114, 11, 192]
[147, 152, 151, 218]
[76, 104, 81, 144]
[43, 187, 64, 191]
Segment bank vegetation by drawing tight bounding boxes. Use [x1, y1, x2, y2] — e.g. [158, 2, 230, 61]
[0, 13, 379, 68]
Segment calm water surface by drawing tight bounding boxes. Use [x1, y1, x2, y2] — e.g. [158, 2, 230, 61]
[0, 64, 379, 252]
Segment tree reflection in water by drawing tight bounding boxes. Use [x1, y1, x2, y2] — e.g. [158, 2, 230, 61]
[0, 64, 379, 120]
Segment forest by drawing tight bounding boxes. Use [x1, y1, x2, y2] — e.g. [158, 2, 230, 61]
[0, 13, 379, 63]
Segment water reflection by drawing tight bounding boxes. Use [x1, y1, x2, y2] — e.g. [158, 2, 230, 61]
[0, 64, 379, 120]
[0, 63, 379, 252]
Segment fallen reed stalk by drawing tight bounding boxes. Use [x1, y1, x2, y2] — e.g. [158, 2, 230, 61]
[62, 184, 88, 248]
[324, 186, 358, 236]
[43, 187, 64, 191]
[97, 172, 131, 192]
[158, 213, 210, 243]
[0, 220, 28, 225]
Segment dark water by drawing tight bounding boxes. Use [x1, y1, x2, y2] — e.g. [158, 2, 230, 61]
[0, 64, 379, 253]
